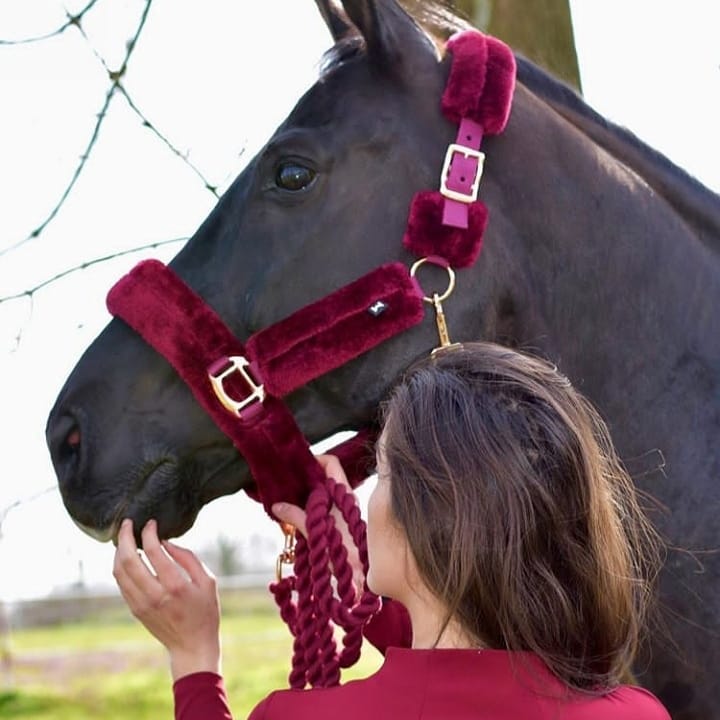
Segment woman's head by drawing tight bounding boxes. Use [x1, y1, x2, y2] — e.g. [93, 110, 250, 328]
[369, 341, 661, 690]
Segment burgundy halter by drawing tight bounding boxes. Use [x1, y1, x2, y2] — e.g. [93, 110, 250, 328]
[107, 30, 515, 688]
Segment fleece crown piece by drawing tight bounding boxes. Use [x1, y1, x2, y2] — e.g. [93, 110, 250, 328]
[403, 31, 515, 268]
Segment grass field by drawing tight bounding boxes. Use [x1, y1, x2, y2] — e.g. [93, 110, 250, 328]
[2, 589, 383, 719]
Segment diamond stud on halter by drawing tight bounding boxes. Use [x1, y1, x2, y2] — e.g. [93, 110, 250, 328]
[368, 300, 388, 317]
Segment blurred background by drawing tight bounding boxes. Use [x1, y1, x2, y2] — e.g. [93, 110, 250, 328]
[1, 1, 718, 717]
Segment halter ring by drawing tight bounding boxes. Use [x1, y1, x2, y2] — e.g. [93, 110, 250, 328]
[410, 257, 456, 304]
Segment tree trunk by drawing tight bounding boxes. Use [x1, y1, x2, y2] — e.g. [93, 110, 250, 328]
[453, 0, 582, 92]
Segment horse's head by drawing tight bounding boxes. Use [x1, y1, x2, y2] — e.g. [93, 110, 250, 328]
[46, 1, 515, 542]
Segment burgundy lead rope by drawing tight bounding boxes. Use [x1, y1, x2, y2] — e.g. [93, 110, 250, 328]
[270, 476, 380, 688]
[107, 30, 516, 688]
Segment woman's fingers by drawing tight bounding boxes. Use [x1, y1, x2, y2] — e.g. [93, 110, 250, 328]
[162, 540, 216, 588]
[272, 502, 308, 537]
[273, 455, 366, 598]
[316, 453, 350, 486]
[141, 520, 188, 593]
[271, 456, 351, 535]
[113, 519, 165, 609]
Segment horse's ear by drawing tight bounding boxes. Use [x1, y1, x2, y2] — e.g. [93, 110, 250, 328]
[314, 0, 353, 42]
[340, 0, 432, 68]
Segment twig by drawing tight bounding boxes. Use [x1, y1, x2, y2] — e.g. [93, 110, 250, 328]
[69, 10, 218, 198]
[0, 85, 116, 259]
[0, 237, 187, 305]
[0, 0, 154, 258]
[0, 487, 57, 539]
[117, 84, 220, 198]
[0, 0, 101, 46]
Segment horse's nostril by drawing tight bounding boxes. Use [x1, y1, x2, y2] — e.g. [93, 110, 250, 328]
[48, 413, 83, 483]
[59, 425, 81, 464]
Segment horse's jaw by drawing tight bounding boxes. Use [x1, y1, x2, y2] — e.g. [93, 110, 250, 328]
[58, 438, 251, 544]
[46, 313, 259, 543]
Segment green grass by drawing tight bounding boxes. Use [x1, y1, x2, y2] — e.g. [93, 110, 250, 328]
[4, 590, 383, 719]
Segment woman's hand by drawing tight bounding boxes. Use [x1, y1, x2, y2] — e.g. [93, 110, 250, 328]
[272, 454, 366, 596]
[113, 518, 221, 681]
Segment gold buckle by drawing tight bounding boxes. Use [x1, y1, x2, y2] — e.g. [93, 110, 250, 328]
[439, 143, 485, 203]
[208, 355, 265, 417]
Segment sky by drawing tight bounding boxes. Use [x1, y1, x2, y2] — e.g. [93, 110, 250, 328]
[0, 0, 718, 602]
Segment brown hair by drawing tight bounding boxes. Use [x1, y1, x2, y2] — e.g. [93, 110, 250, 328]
[379, 342, 662, 691]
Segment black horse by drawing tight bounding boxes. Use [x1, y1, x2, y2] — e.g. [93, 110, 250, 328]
[46, 2, 719, 717]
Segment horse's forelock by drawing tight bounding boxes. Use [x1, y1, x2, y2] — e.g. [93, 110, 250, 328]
[319, 36, 366, 77]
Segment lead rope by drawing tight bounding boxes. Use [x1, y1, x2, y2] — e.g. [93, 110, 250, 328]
[270, 474, 381, 688]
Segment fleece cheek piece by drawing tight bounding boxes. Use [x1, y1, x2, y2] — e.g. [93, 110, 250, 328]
[442, 32, 516, 133]
[404, 30, 516, 268]
[403, 191, 489, 269]
[246, 263, 425, 397]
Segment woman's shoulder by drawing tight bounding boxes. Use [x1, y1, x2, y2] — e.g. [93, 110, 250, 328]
[249, 683, 672, 720]
[247, 655, 672, 720]
[597, 684, 671, 720]
[248, 676, 386, 720]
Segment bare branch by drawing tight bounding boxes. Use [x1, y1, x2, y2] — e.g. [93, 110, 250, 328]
[0, 85, 117, 259]
[117, 84, 220, 199]
[0, 0, 154, 258]
[0, 237, 187, 306]
[73, 16, 220, 199]
[0, 0, 101, 46]
[0, 487, 57, 539]
[116, 0, 154, 79]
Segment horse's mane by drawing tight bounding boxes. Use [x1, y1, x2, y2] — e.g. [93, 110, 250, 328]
[513, 55, 720, 247]
[403, 0, 473, 35]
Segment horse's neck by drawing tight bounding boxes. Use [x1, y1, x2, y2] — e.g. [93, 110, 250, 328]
[491, 82, 720, 463]
[515, 57, 720, 250]
[550, 104, 720, 253]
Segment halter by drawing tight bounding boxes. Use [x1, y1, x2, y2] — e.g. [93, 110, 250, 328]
[107, 30, 515, 687]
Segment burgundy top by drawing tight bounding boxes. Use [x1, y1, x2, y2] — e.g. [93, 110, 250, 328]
[174, 601, 669, 720]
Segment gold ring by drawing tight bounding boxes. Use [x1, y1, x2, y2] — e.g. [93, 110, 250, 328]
[410, 257, 456, 303]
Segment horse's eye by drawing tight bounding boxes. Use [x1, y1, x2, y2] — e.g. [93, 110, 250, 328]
[275, 162, 316, 191]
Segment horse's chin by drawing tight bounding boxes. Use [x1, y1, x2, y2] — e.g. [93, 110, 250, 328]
[74, 518, 121, 544]
[65, 447, 249, 546]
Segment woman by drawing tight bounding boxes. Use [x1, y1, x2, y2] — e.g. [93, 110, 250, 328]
[113, 342, 670, 719]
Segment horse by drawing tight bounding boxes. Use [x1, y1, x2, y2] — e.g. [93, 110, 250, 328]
[45, 2, 720, 717]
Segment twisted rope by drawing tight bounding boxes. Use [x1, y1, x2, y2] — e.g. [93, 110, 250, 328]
[270, 475, 381, 689]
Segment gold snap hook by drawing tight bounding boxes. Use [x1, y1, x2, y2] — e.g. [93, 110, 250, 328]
[432, 293, 452, 348]
[275, 522, 296, 582]
[430, 293, 462, 355]
[410, 258, 461, 354]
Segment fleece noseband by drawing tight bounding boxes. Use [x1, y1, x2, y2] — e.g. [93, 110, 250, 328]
[106, 30, 515, 687]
